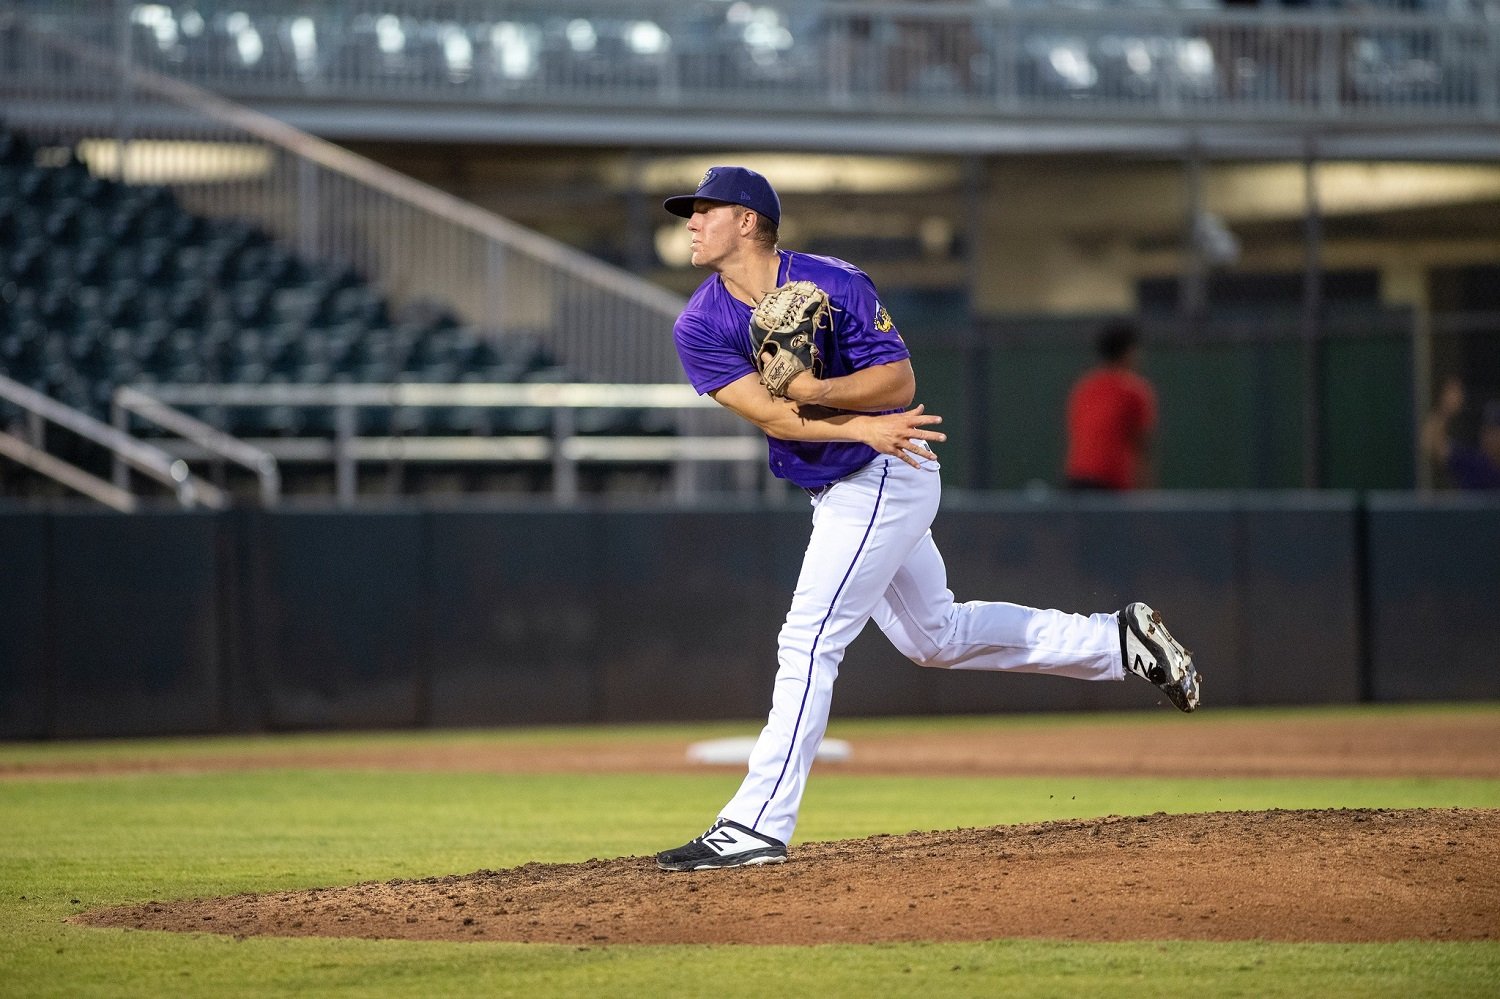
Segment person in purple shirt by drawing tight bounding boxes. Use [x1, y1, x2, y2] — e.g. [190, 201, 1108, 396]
[654, 166, 1202, 872]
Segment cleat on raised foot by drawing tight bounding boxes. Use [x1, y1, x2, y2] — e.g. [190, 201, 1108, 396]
[1120, 602, 1201, 713]
[656, 818, 788, 872]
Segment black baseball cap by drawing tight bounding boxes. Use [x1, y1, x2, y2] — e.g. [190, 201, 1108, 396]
[662, 166, 781, 225]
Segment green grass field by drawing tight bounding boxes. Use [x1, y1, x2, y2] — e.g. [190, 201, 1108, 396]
[2, 706, 1498, 998]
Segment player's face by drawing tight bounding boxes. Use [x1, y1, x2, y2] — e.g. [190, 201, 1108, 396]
[685, 200, 744, 269]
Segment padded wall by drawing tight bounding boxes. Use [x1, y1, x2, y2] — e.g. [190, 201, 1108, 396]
[46, 511, 224, 737]
[241, 509, 428, 729]
[424, 509, 603, 726]
[1365, 494, 1500, 701]
[0, 514, 49, 737]
[0, 492, 1491, 739]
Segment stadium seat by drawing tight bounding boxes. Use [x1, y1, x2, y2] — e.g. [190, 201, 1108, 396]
[7, 239, 48, 284]
[0, 207, 19, 248]
[76, 172, 119, 207]
[16, 165, 52, 201]
[100, 279, 144, 326]
[0, 128, 30, 166]
[42, 202, 83, 245]
[0, 123, 680, 500]
[70, 238, 114, 285]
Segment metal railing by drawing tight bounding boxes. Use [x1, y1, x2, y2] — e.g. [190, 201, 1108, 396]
[0, 8, 690, 383]
[118, 381, 768, 505]
[9, 2, 1499, 128]
[0, 373, 225, 510]
[112, 386, 282, 505]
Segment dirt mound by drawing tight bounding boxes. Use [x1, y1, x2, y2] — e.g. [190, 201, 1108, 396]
[78, 808, 1500, 945]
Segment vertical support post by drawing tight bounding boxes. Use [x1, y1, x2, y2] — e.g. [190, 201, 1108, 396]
[672, 463, 697, 503]
[486, 238, 506, 334]
[962, 154, 989, 489]
[624, 149, 653, 276]
[111, 397, 129, 490]
[994, 8, 1019, 110]
[258, 456, 281, 508]
[1301, 144, 1324, 489]
[112, 0, 136, 183]
[1318, 23, 1341, 116]
[827, 9, 849, 106]
[1412, 305, 1434, 493]
[334, 404, 356, 506]
[552, 406, 577, 504]
[297, 157, 318, 261]
[671, 406, 695, 503]
[1483, 18, 1500, 120]
[1180, 145, 1207, 321]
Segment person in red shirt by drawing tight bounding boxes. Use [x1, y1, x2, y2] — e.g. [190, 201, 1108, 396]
[1065, 321, 1158, 490]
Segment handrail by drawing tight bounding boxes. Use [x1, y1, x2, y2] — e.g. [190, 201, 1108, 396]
[112, 387, 282, 507]
[137, 382, 720, 409]
[0, 431, 139, 512]
[124, 382, 762, 506]
[0, 374, 226, 509]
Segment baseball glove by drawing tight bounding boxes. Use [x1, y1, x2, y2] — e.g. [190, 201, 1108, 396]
[750, 280, 828, 398]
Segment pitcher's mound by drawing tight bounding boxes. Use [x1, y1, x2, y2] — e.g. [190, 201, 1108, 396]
[78, 808, 1499, 945]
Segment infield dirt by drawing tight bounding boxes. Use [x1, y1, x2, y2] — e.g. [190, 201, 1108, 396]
[58, 710, 1500, 945]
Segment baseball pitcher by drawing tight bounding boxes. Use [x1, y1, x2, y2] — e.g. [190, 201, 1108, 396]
[655, 166, 1200, 872]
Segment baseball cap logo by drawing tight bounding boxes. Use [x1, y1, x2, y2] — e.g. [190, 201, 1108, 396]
[664, 165, 781, 225]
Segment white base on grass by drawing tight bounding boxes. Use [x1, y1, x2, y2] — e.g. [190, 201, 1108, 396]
[686, 735, 851, 766]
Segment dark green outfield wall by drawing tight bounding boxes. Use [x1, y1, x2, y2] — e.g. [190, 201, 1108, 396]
[1, 492, 1495, 739]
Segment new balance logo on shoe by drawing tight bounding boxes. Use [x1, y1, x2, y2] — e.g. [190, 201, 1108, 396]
[700, 821, 773, 856]
[705, 822, 747, 846]
[656, 818, 788, 872]
[703, 828, 739, 853]
[1120, 602, 1201, 713]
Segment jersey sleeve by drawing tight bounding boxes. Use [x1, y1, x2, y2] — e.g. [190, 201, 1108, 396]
[673, 310, 756, 396]
[834, 271, 910, 371]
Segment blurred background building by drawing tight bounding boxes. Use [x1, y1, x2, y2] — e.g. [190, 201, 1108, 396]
[3, 0, 1500, 503]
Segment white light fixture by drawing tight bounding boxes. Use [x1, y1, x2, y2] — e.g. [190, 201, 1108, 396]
[77, 139, 274, 185]
[491, 22, 539, 80]
[624, 20, 669, 57]
[566, 19, 597, 54]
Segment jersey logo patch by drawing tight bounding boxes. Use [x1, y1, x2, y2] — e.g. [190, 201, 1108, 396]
[874, 303, 901, 340]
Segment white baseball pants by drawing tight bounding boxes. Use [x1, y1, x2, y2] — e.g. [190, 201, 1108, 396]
[719, 454, 1126, 846]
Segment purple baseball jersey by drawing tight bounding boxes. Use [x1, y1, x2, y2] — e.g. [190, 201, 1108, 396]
[673, 250, 911, 489]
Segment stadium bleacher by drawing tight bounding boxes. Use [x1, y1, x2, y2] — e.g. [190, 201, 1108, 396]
[0, 120, 669, 464]
[0, 117, 695, 501]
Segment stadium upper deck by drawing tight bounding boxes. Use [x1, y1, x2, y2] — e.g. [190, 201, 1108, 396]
[8, 1, 1500, 157]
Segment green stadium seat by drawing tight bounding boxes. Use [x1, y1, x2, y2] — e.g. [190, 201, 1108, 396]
[0, 125, 674, 486]
[16, 165, 52, 201]
[42, 201, 84, 245]
[0, 129, 30, 166]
